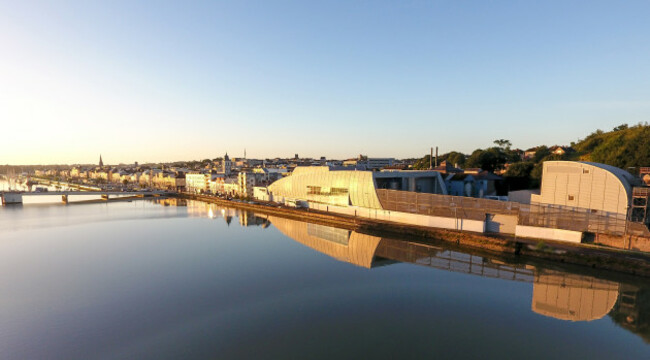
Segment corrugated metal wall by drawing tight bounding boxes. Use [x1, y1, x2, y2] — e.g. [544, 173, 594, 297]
[267, 167, 383, 209]
[539, 162, 629, 216]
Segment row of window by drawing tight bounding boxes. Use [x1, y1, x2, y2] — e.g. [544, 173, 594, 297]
[306, 186, 349, 196]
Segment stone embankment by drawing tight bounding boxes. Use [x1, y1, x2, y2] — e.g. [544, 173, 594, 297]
[178, 193, 650, 277]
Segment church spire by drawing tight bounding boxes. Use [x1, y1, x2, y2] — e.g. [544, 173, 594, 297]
[99, 154, 104, 167]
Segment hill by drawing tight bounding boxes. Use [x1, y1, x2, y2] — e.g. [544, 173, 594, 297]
[572, 123, 650, 170]
[411, 123, 650, 191]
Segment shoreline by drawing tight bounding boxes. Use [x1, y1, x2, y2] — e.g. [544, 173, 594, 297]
[177, 193, 650, 278]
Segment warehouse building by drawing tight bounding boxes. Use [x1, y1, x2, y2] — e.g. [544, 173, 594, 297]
[530, 161, 637, 217]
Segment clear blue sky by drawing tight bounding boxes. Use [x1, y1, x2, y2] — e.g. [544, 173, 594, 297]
[1, 1, 649, 165]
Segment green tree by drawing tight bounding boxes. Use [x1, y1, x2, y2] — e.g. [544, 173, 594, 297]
[505, 162, 534, 178]
[573, 123, 650, 169]
[493, 139, 512, 149]
[446, 151, 467, 168]
[465, 147, 509, 172]
[412, 151, 468, 170]
[532, 146, 551, 163]
[613, 123, 628, 131]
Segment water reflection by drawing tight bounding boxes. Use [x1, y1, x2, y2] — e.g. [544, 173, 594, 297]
[269, 215, 649, 341]
[532, 271, 618, 322]
[610, 284, 650, 343]
[171, 199, 272, 228]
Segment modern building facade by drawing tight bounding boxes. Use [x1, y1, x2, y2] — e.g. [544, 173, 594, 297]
[266, 166, 447, 208]
[531, 161, 637, 216]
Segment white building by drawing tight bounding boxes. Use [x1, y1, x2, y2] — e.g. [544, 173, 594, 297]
[186, 172, 209, 194]
[531, 161, 637, 216]
[267, 166, 446, 208]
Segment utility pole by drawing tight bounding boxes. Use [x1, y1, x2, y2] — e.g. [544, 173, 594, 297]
[430, 147, 433, 170]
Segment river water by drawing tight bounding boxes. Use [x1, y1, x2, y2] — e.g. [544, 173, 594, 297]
[0, 197, 648, 359]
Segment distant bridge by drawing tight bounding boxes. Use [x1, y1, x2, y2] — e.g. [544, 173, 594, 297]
[1, 190, 167, 205]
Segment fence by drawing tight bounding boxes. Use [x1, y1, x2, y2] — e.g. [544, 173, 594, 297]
[518, 203, 628, 236]
[375, 189, 647, 237]
[376, 189, 521, 221]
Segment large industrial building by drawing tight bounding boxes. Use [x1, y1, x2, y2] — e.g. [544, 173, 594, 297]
[266, 166, 447, 208]
[531, 161, 638, 217]
[258, 162, 649, 244]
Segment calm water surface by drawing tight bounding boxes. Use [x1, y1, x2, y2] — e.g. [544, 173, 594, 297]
[0, 197, 648, 359]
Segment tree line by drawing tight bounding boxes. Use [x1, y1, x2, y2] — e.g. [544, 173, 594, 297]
[414, 123, 650, 190]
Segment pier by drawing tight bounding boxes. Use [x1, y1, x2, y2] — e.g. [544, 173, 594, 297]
[1, 190, 167, 205]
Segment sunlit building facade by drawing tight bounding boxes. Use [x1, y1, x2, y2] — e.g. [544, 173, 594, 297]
[266, 166, 447, 208]
[531, 161, 636, 216]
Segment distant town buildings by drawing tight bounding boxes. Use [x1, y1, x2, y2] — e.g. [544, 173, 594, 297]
[343, 155, 395, 169]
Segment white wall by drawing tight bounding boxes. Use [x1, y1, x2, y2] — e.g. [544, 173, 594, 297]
[534, 161, 630, 216]
[515, 225, 583, 243]
[308, 202, 486, 233]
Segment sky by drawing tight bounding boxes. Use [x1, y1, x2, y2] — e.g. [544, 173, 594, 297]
[1, 1, 649, 165]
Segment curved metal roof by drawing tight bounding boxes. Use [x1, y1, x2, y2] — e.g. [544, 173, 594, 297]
[579, 161, 636, 194]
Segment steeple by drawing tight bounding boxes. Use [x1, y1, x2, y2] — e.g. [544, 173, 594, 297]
[223, 152, 232, 176]
[99, 154, 104, 167]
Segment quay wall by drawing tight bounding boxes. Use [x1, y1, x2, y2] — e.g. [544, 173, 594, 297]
[594, 233, 650, 253]
[515, 225, 583, 244]
[177, 193, 650, 277]
[1, 193, 23, 205]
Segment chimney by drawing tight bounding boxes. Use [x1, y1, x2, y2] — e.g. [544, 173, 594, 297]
[435, 147, 438, 168]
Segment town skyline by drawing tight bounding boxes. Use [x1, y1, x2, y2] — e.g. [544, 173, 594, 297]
[2, 121, 645, 166]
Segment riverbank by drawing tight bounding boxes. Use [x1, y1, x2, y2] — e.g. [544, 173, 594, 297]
[178, 193, 650, 277]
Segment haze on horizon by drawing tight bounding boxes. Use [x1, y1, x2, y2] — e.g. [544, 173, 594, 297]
[1, 1, 649, 165]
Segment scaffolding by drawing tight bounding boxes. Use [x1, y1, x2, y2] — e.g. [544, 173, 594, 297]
[631, 187, 649, 226]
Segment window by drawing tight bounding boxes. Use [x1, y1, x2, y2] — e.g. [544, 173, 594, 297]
[307, 186, 322, 195]
[308, 186, 348, 196]
[568, 195, 575, 201]
[583, 169, 590, 174]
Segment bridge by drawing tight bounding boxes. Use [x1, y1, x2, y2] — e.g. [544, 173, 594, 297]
[1, 190, 168, 205]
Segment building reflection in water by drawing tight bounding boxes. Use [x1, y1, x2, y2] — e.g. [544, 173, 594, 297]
[147, 200, 649, 342]
[269, 215, 650, 342]
[155, 199, 271, 228]
[531, 271, 618, 322]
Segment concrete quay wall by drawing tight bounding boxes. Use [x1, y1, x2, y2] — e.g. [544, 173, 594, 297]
[178, 193, 650, 277]
[515, 225, 583, 244]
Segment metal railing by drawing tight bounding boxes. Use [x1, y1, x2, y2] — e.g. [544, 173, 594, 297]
[518, 203, 628, 236]
[376, 189, 647, 237]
